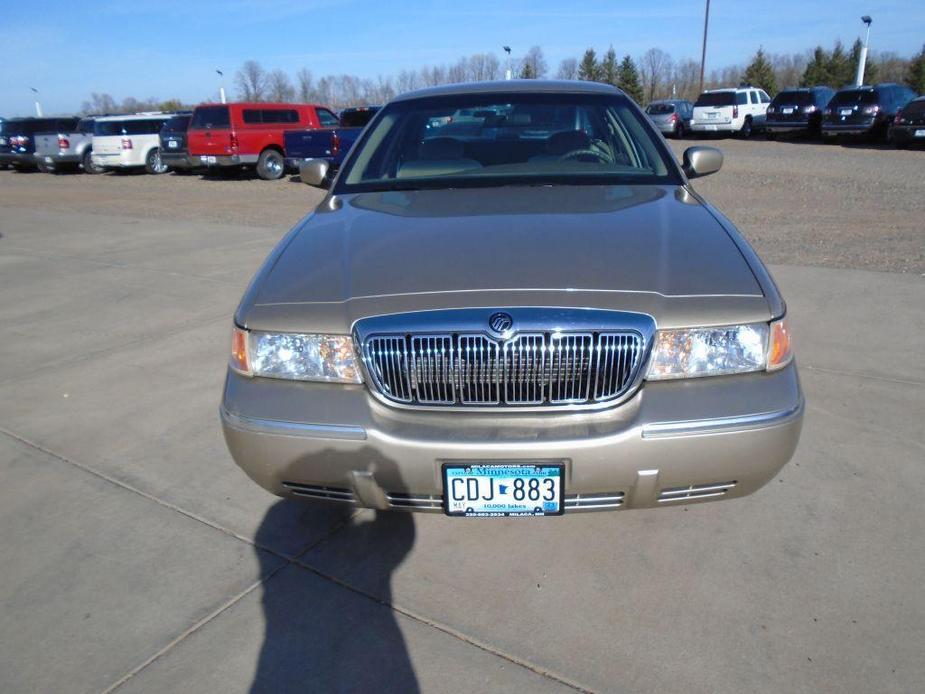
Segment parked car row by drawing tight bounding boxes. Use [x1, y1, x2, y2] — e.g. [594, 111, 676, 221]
[645, 82, 922, 145]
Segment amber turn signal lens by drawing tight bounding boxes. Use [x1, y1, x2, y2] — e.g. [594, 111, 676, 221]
[230, 326, 250, 374]
[767, 317, 793, 371]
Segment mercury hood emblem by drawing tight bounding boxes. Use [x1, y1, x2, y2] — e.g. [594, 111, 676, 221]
[488, 312, 513, 334]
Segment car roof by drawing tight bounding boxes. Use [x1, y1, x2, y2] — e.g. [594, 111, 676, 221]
[94, 112, 172, 122]
[392, 79, 624, 102]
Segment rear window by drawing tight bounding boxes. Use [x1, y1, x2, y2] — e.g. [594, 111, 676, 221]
[646, 104, 675, 115]
[94, 119, 167, 136]
[191, 106, 230, 129]
[340, 108, 379, 128]
[695, 92, 735, 107]
[830, 90, 878, 106]
[161, 115, 191, 133]
[903, 99, 925, 117]
[6, 119, 60, 134]
[77, 119, 95, 134]
[242, 109, 300, 124]
[772, 91, 814, 106]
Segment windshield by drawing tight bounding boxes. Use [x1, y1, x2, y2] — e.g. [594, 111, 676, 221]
[695, 92, 736, 107]
[772, 91, 814, 106]
[830, 90, 878, 106]
[646, 103, 675, 115]
[337, 93, 677, 192]
[190, 106, 230, 129]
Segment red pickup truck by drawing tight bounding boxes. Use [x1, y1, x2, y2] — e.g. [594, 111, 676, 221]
[187, 102, 337, 180]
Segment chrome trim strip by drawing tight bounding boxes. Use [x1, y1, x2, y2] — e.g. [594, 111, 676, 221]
[658, 490, 727, 503]
[220, 407, 367, 441]
[641, 399, 804, 439]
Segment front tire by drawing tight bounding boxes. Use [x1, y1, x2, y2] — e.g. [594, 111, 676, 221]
[144, 148, 168, 175]
[256, 149, 285, 180]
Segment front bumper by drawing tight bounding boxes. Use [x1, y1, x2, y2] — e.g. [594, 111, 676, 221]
[221, 363, 804, 513]
[190, 154, 259, 167]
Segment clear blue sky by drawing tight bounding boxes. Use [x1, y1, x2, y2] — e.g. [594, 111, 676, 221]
[1, 0, 922, 115]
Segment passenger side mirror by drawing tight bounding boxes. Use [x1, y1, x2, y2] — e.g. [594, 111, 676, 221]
[682, 146, 723, 179]
[299, 158, 330, 188]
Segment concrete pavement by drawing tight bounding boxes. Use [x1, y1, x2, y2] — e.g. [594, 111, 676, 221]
[0, 205, 922, 693]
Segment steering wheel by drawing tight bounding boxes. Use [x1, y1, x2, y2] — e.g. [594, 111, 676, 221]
[558, 148, 611, 163]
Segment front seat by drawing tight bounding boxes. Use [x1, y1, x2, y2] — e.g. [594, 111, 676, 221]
[529, 130, 591, 162]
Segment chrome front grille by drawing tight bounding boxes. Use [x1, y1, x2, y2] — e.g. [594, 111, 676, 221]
[363, 330, 643, 408]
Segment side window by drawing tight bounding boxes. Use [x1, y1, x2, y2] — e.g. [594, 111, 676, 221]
[759, 91, 770, 103]
[736, 92, 748, 106]
[317, 109, 339, 127]
[243, 109, 261, 124]
[749, 91, 758, 104]
[282, 109, 299, 124]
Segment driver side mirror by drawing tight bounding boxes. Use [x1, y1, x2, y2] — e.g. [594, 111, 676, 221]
[682, 146, 723, 179]
[299, 158, 330, 188]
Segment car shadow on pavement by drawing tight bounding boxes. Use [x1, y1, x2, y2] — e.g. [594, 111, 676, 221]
[251, 499, 419, 693]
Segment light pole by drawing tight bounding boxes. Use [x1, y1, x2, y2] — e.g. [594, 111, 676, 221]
[30, 87, 43, 117]
[855, 16, 872, 86]
[216, 69, 227, 104]
[503, 46, 512, 80]
[698, 0, 711, 94]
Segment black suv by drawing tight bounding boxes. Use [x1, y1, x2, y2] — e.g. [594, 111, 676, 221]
[0, 117, 79, 169]
[821, 83, 918, 141]
[765, 86, 835, 138]
[158, 112, 194, 171]
[889, 95, 925, 148]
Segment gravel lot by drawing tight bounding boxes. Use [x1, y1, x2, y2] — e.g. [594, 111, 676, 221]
[2, 137, 923, 273]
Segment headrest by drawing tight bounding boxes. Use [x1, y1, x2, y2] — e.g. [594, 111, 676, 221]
[510, 113, 532, 126]
[545, 130, 591, 155]
[418, 137, 465, 160]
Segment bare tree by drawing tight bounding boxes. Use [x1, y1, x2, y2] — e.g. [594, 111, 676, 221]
[770, 52, 808, 91]
[418, 65, 447, 87]
[295, 68, 314, 102]
[671, 59, 701, 100]
[521, 46, 548, 79]
[235, 60, 267, 101]
[266, 69, 295, 102]
[447, 57, 469, 83]
[396, 70, 418, 94]
[557, 58, 578, 80]
[640, 48, 673, 102]
[468, 53, 500, 81]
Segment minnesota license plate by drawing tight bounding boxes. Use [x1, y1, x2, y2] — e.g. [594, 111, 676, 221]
[202, 155, 217, 165]
[915, 129, 925, 137]
[782, 107, 794, 114]
[840, 108, 853, 116]
[168, 140, 178, 148]
[443, 463, 564, 517]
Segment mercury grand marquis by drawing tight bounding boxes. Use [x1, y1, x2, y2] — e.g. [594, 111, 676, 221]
[221, 80, 803, 517]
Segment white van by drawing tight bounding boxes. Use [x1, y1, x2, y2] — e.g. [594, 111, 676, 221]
[91, 113, 172, 173]
[690, 87, 771, 137]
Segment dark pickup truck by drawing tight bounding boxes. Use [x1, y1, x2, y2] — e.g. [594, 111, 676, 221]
[283, 106, 379, 172]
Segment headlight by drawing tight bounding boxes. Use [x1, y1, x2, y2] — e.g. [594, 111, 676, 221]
[647, 320, 789, 380]
[230, 326, 363, 383]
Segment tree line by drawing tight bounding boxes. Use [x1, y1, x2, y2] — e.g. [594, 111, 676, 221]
[81, 42, 925, 115]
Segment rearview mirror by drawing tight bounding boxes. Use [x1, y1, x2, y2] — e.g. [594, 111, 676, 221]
[299, 159, 330, 188]
[682, 146, 723, 179]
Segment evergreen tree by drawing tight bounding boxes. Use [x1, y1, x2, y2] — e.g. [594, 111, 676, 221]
[600, 47, 619, 86]
[618, 55, 644, 103]
[743, 48, 777, 94]
[578, 49, 599, 81]
[520, 62, 537, 79]
[829, 40, 850, 87]
[905, 44, 925, 93]
[801, 46, 831, 86]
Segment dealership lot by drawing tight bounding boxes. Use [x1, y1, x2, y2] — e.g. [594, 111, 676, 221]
[0, 140, 923, 693]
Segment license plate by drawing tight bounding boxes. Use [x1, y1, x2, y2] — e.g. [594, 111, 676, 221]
[202, 155, 217, 165]
[915, 129, 925, 137]
[707, 112, 718, 119]
[443, 463, 564, 517]
[782, 107, 794, 115]
[168, 140, 178, 148]
[44, 156, 53, 164]
[0, 137, 6, 145]
[840, 108, 853, 116]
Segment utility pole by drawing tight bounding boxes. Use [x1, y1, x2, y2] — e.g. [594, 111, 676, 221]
[503, 46, 512, 80]
[855, 16, 872, 86]
[698, 0, 711, 94]
[216, 69, 227, 104]
[30, 87, 42, 117]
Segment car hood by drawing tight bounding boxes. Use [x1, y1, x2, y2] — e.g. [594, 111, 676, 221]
[243, 185, 770, 332]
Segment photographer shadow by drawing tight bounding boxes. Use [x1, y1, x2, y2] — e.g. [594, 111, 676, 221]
[251, 466, 419, 692]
